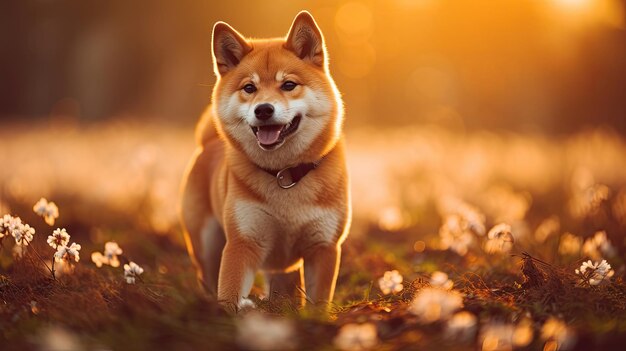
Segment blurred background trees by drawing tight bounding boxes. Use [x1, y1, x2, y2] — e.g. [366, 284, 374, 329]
[1, 0, 625, 133]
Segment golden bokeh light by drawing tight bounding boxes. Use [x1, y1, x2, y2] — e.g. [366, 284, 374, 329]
[378, 206, 412, 232]
[547, 0, 625, 28]
[413, 240, 426, 252]
[334, 2, 374, 43]
[553, 0, 592, 10]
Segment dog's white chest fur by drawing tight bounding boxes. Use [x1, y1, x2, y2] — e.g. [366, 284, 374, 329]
[232, 188, 340, 270]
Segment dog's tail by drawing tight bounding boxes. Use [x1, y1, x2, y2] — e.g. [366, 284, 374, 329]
[195, 106, 219, 146]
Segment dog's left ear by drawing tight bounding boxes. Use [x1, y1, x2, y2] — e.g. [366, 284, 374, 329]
[285, 11, 326, 68]
[212, 22, 252, 76]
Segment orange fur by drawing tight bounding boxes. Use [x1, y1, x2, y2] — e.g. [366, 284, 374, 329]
[179, 11, 350, 312]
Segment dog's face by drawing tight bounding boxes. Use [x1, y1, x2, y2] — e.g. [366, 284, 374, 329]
[211, 12, 343, 170]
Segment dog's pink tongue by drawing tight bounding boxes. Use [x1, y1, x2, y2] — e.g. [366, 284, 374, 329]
[256, 126, 282, 145]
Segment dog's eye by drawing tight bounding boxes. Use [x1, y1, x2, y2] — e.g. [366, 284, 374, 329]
[281, 81, 298, 92]
[242, 84, 257, 94]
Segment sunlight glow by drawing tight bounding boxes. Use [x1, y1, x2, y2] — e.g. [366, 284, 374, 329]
[548, 0, 625, 28]
[553, 0, 591, 10]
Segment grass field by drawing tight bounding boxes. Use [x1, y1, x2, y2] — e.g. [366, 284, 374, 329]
[1, 120, 626, 350]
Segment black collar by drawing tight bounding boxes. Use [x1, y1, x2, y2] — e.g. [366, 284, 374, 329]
[261, 158, 324, 189]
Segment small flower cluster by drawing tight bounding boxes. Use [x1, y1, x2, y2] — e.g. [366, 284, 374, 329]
[575, 259, 614, 286]
[410, 287, 464, 323]
[91, 242, 123, 267]
[439, 214, 475, 256]
[409, 271, 463, 323]
[91, 241, 143, 284]
[35, 198, 81, 265]
[1, 199, 83, 279]
[33, 198, 59, 226]
[53, 241, 81, 263]
[484, 223, 515, 254]
[47, 228, 69, 249]
[333, 323, 378, 351]
[123, 262, 144, 284]
[1, 214, 35, 246]
[46, 227, 81, 268]
[237, 312, 297, 350]
[437, 197, 486, 256]
[378, 270, 403, 295]
[430, 271, 454, 290]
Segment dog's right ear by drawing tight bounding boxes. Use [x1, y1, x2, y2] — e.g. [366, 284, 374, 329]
[212, 22, 252, 76]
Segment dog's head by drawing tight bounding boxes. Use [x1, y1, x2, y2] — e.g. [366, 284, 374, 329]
[210, 11, 344, 170]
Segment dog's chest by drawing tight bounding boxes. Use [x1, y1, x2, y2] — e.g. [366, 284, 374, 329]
[232, 188, 341, 268]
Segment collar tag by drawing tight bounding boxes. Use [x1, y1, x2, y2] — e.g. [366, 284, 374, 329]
[276, 167, 297, 189]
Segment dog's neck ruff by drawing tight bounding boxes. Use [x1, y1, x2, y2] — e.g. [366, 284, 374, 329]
[261, 157, 325, 189]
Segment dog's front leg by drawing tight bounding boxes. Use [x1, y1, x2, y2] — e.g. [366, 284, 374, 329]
[217, 236, 265, 312]
[303, 243, 341, 306]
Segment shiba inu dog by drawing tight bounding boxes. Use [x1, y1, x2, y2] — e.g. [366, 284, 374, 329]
[179, 11, 350, 311]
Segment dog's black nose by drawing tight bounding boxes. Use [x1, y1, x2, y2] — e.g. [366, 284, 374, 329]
[254, 103, 274, 120]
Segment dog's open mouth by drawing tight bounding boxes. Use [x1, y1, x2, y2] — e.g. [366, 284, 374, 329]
[251, 114, 301, 150]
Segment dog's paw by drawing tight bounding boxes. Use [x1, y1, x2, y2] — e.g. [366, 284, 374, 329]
[238, 297, 257, 313]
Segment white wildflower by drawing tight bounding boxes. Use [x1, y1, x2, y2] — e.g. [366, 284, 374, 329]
[558, 233, 582, 256]
[91, 252, 106, 268]
[575, 259, 614, 286]
[14, 222, 35, 247]
[47, 228, 70, 249]
[438, 197, 486, 235]
[445, 311, 477, 341]
[436, 197, 486, 256]
[484, 223, 514, 254]
[409, 287, 463, 323]
[333, 323, 378, 351]
[541, 317, 576, 350]
[91, 241, 123, 268]
[105, 241, 123, 258]
[430, 271, 454, 290]
[439, 214, 474, 256]
[54, 243, 81, 263]
[378, 270, 404, 295]
[238, 297, 257, 311]
[124, 261, 144, 284]
[0, 214, 12, 238]
[33, 198, 59, 226]
[582, 231, 616, 260]
[237, 312, 297, 350]
[1, 215, 33, 245]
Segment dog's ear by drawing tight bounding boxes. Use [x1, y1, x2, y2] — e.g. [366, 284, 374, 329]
[285, 11, 326, 68]
[212, 22, 252, 76]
